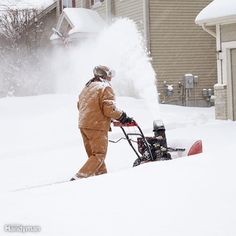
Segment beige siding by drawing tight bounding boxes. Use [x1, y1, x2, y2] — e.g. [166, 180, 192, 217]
[75, 0, 82, 7]
[221, 23, 236, 42]
[78, 1, 107, 20]
[75, 0, 91, 8]
[92, 2, 106, 20]
[113, 0, 144, 33]
[75, 1, 106, 18]
[149, 0, 217, 105]
[81, 0, 145, 32]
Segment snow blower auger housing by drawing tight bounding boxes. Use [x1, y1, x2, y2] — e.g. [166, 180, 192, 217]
[112, 120, 184, 167]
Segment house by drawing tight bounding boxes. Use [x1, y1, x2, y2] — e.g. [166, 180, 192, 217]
[34, 1, 58, 48]
[196, 0, 236, 121]
[55, 0, 217, 107]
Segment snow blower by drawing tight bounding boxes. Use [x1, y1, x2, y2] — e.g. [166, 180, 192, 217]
[111, 120, 202, 167]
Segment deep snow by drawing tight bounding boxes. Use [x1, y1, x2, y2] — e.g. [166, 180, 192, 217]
[0, 94, 235, 236]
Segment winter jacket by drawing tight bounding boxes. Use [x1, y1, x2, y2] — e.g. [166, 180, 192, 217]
[78, 79, 123, 132]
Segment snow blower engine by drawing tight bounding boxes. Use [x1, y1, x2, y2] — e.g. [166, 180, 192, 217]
[112, 120, 179, 167]
[133, 120, 171, 166]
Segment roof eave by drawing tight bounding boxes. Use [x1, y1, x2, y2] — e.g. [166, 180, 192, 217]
[196, 15, 236, 26]
[37, 1, 57, 21]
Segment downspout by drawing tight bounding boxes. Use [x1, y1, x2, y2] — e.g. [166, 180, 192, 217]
[57, 0, 62, 17]
[106, 0, 112, 24]
[143, 0, 150, 53]
[201, 23, 222, 84]
[216, 24, 223, 84]
[56, 12, 64, 29]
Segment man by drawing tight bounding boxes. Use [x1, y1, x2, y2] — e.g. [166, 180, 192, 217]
[71, 65, 133, 180]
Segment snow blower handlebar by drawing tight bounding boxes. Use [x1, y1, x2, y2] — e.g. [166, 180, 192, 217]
[112, 120, 137, 127]
[111, 120, 154, 161]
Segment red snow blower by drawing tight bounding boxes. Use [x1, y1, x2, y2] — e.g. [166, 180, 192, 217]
[111, 120, 202, 167]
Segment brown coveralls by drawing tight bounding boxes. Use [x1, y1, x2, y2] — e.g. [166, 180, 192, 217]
[76, 79, 122, 178]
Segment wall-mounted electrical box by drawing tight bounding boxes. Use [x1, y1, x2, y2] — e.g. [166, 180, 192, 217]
[183, 74, 194, 89]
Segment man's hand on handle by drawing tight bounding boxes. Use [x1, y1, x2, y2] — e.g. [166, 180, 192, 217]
[118, 112, 134, 124]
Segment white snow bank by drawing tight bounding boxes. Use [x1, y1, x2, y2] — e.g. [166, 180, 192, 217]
[0, 94, 235, 236]
[195, 0, 236, 25]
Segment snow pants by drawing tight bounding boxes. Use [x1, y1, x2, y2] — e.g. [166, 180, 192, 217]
[77, 128, 108, 178]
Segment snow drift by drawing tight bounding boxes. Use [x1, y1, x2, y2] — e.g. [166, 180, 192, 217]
[0, 94, 235, 236]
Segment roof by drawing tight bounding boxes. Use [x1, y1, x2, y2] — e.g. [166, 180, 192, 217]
[195, 0, 236, 26]
[50, 8, 106, 41]
[0, 0, 55, 10]
[62, 8, 106, 34]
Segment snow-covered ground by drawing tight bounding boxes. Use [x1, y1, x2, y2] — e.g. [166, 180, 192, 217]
[0, 94, 235, 236]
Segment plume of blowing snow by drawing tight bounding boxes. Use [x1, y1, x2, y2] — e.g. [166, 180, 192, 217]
[51, 18, 160, 119]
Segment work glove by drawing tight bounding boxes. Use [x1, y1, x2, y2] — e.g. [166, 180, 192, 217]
[118, 112, 133, 124]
